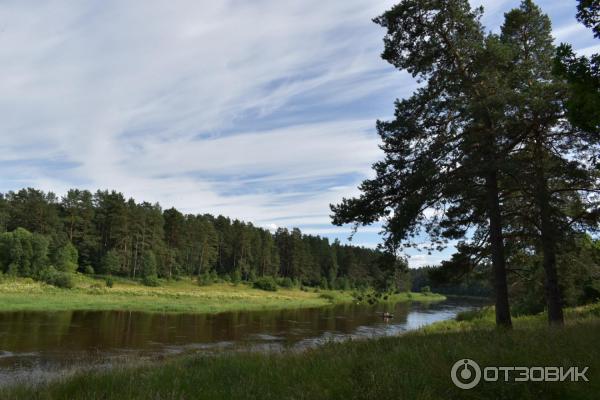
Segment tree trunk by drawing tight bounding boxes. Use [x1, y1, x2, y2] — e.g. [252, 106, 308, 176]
[534, 141, 564, 326]
[485, 170, 512, 328]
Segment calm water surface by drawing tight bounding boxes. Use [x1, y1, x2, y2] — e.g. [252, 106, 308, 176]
[0, 298, 485, 384]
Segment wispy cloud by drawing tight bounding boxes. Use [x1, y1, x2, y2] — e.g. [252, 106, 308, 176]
[1, 0, 597, 268]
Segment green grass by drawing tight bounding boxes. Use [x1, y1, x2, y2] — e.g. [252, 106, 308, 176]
[0, 275, 445, 314]
[4, 302, 599, 399]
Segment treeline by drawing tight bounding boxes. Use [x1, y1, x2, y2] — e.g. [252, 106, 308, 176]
[410, 233, 600, 314]
[0, 188, 401, 289]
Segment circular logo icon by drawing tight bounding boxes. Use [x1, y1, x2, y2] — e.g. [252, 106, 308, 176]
[451, 359, 481, 389]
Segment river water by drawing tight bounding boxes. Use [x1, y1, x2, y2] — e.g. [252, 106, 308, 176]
[0, 297, 485, 385]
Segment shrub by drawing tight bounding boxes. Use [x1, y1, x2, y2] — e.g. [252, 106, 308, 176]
[421, 285, 431, 295]
[52, 272, 74, 289]
[209, 270, 218, 282]
[232, 270, 242, 284]
[197, 272, 212, 286]
[83, 265, 95, 275]
[253, 276, 278, 292]
[39, 267, 74, 289]
[142, 275, 160, 287]
[278, 277, 294, 288]
[319, 277, 329, 290]
[105, 277, 114, 288]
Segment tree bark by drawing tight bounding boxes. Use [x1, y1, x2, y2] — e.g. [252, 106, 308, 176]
[534, 141, 564, 326]
[485, 170, 512, 328]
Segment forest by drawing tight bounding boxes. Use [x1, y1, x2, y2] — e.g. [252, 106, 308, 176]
[0, 188, 398, 290]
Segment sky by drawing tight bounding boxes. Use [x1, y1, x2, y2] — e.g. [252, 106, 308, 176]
[1, 0, 598, 267]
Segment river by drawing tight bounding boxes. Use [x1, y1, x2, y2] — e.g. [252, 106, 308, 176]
[0, 297, 485, 385]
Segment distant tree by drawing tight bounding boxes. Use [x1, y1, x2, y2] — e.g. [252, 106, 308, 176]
[141, 250, 158, 279]
[6, 188, 61, 236]
[101, 249, 121, 275]
[60, 189, 97, 267]
[0, 228, 49, 277]
[54, 242, 78, 273]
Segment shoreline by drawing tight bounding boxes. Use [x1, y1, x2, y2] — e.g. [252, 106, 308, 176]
[0, 275, 446, 315]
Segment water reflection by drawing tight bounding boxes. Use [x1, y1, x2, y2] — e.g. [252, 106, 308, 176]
[0, 298, 485, 379]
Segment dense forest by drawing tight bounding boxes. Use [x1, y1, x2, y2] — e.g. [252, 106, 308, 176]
[0, 188, 403, 290]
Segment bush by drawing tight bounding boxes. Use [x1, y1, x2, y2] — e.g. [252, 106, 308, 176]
[197, 272, 212, 286]
[232, 270, 242, 285]
[253, 276, 278, 292]
[39, 267, 74, 289]
[319, 277, 329, 290]
[105, 277, 114, 288]
[421, 285, 431, 295]
[278, 277, 294, 288]
[210, 270, 218, 282]
[142, 275, 160, 287]
[83, 265, 95, 275]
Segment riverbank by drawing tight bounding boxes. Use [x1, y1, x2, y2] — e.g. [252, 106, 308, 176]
[0, 275, 445, 314]
[3, 302, 599, 399]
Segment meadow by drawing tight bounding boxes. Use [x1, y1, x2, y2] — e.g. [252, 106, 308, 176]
[0, 274, 444, 314]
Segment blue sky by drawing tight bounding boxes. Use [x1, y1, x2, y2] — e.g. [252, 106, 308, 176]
[1, 0, 597, 267]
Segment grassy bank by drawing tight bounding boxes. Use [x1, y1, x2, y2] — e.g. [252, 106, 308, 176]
[0, 275, 445, 314]
[4, 302, 599, 399]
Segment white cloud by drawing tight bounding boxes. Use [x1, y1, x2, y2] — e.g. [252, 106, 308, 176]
[1, 0, 597, 269]
[0, 0, 400, 223]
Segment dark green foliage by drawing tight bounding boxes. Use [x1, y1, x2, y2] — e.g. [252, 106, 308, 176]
[278, 277, 294, 288]
[54, 242, 78, 273]
[39, 266, 74, 289]
[105, 277, 113, 288]
[101, 250, 121, 275]
[554, 0, 599, 135]
[0, 187, 411, 290]
[319, 277, 328, 290]
[141, 251, 159, 287]
[253, 276, 278, 292]
[141, 251, 157, 278]
[83, 265, 94, 275]
[0, 228, 49, 277]
[231, 269, 242, 284]
[577, 0, 600, 38]
[142, 275, 160, 287]
[197, 271, 214, 286]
